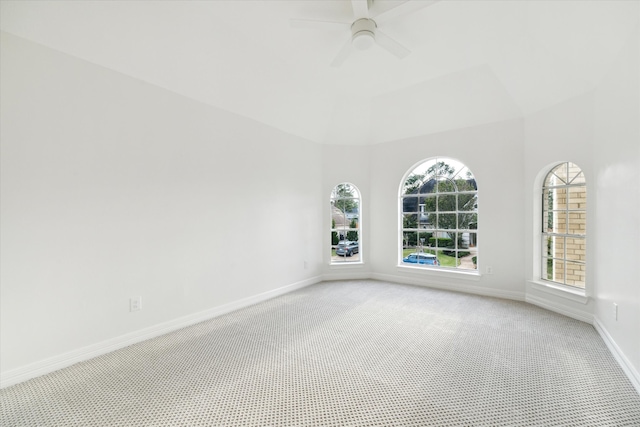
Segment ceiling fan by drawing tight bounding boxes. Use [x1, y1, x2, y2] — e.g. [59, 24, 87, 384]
[291, 0, 438, 66]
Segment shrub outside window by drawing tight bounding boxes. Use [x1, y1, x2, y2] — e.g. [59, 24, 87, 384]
[542, 162, 586, 288]
[331, 183, 360, 264]
[400, 158, 478, 270]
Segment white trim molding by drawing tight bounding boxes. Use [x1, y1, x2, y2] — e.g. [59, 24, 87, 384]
[525, 294, 593, 324]
[373, 272, 523, 301]
[593, 316, 640, 395]
[0, 276, 322, 389]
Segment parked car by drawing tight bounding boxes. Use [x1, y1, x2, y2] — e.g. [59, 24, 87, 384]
[335, 241, 359, 257]
[403, 252, 439, 265]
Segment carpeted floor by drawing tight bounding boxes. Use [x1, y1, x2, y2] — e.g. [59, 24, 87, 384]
[1, 280, 639, 426]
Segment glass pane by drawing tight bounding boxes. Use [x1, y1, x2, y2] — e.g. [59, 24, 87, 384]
[542, 189, 553, 211]
[567, 163, 584, 184]
[467, 232, 478, 250]
[403, 214, 418, 229]
[331, 206, 347, 230]
[417, 178, 437, 194]
[550, 236, 566, 259]
[424, 195, 437, 213]
[332, 183, 357, 199]
[542, 257, 554, 281]
[568, 186, 586, 210]
[458, 213, 477, 230]
[567, 211, 586, 235]
[551, 187, 567, 210]
[417, 231, 432, 250]
[438, 195, 456, 211]
[402, 231, 418, 249]
[457, 235, 475, 270]
[458, 193, 477, 211]
[549, 211, 567, 234]
[554, 259, 566, 284]
[570, 172, 585, 185]
[542, 209, 552, 232]
[542, 235, 553, 258]
[333, 235, 360, 262]
[430, 232, 455, 249]
[403, 174, 424, 195]
[402, 197, 419, 213]
[566, 237, 586, 262]
[437, 214, 457, 229]
[565, 262, 586, 288]
[437, 179, 456, 193]
[550, 163, 568, 185]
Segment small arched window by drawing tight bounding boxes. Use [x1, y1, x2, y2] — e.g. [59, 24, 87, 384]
[541, 162, 587, 288]
[330, 183, 361, 264]
[400, 158, 477, 270]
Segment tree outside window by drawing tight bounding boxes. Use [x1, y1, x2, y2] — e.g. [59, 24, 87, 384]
[331, 183, 361, 263]
[401, 158, 478, 270]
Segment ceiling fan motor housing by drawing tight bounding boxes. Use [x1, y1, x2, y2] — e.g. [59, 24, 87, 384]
[351, 18, 376, 50]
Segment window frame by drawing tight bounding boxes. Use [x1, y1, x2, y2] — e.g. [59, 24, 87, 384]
[540, 162, 587, 290]
[398, 157, 478, 273]
[330, 183, 362, 265]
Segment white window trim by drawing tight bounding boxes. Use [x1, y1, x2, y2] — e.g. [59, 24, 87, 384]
[330, 182, 363, 266]
[533, 161, 588, 298]
[398, 157, 479, 275]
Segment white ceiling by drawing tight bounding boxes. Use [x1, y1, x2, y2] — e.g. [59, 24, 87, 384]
[1, 0, 637, 145]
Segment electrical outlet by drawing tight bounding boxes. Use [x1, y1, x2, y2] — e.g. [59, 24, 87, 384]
[486, 266, 493, 275]
[130, 296, 142, 312]
[613, 303, 618, 321]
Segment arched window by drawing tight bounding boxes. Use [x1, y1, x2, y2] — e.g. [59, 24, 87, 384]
[330, 183, 361, 264]
[400, 158, 477, 270]
[541, 162, 586, 288]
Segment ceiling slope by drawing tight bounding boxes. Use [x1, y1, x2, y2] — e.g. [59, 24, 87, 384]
[1, 1, 637, 145]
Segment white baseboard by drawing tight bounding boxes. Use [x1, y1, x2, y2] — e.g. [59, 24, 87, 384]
[593, 316, 640, 395]
[372, 272, 524, 301]
[0, 276, 322, 389]
[525, 294, 594, 323]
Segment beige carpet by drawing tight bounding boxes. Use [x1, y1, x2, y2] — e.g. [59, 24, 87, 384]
[1, 280, 639, 426]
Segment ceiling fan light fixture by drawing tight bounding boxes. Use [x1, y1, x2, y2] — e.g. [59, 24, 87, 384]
[351, 18, 377, 50]
[352, 31, 375, 50]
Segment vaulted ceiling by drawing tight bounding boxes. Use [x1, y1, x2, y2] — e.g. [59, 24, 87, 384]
[1, 1, 637, 145]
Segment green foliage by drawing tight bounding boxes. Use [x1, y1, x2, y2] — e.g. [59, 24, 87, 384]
[331, 231, 339, 245]
[472, 256, 477, 265]
[427, 161, 455, 177]
[403, 174, 425, 194]
[333, 184, 358, 214]
[346, 230, 358, 241]
[429, 237, 454, 248]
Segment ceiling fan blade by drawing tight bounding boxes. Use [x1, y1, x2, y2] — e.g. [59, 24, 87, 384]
[375, 30, 411, 59]
[351, 0, 370, 19]
[290, 19, 350, 30]
[372, 0, 439, 24]
[331, 38, 354, 67]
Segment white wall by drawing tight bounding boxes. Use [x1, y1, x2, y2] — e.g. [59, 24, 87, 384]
[321, 144, 372, 279]
[523, 23, 639, 388]
[368, 120, 526, 300]
[0, 33, 323, 382]
[523, 92, 596, 322]
[592, 24, 640, 386]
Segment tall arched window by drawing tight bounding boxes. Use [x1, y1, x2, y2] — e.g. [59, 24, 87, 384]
[400, 158, 477, 270]
[330, 183, 360, 264]
[541, 162, 586, 288]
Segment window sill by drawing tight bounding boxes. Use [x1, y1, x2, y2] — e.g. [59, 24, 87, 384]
[528, 280, 589, 304]
[397, 264, 481, 281]
[329, 261, 364, 269]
